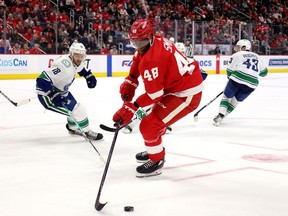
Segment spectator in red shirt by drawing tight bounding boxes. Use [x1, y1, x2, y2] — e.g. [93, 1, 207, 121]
[58, 11, 69, 23]
[33, 21, 43, 35]
[24, 28, 33, 41]
[29, 43, 43, 54]
[101, 44, 111, 54]
[49, 8, 57, 23]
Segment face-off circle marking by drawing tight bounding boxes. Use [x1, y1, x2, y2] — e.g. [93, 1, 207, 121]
[242, 154, 288, 163]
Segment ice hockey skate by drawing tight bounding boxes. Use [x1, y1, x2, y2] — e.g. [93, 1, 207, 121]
[213, 113, 224, 127]
[66, 124, 103, 140]
[135, 151, 149, 163]
[136, 159, 165, 178]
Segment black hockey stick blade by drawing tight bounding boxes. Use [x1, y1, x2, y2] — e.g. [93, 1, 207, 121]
[100, 120, 132, 132]
[95, 199, 107, 211]
[100, 124, 117, 132]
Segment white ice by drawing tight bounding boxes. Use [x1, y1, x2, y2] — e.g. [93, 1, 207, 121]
[0, 73, 288, 216]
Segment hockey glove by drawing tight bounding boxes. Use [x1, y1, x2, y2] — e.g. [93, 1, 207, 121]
[85, 73, 97, 88]
[120, 75, 139, 102]
[79, 68, 97, 88]
[48, 89, 68, 107]
[201, 69, 208, 81]
[113, 102, 138, 126]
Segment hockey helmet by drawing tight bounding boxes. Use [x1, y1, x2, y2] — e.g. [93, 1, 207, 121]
[234, 39, 251, 51]
[169, 37, 175, 43]
[69, 42, 86, 66]
[129, 19, 153, 49]
[175, 42, 186, 54]
[69, 42, 86, 55]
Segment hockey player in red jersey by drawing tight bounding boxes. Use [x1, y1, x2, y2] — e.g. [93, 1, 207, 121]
[112, 19, 204, 177]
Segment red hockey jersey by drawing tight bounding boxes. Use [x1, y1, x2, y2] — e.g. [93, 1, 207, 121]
[130, 35, 204, 107]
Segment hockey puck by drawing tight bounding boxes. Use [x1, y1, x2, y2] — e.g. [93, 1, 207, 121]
[124, 206, 134, 212]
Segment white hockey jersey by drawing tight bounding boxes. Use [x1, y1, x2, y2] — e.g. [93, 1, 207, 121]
[36, 55, 85, 95]
[227, 51, 268, 89]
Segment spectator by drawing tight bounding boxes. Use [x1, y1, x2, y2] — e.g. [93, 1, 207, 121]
[86, 8, 95, 20]
[2, 0, 287, 55]
[39, 36, 48, 48]
[11, 43, 24, 54]
[78, 32, 89, 47]
[30, 33, 40, 47]
[24, 14, 35, 28]
[29, 43, 43, 54]
[212, 45, 221, 54]
[110, 44, 118, 55]
[23, 43, 30, 54]
[59, 42, 70, 54]
[44, 43, 56, 54]
[101, 44, 111, 55]
[24, 28, 33, 41]
[86, 36, 99, 54]
[0, 40, 11, 54]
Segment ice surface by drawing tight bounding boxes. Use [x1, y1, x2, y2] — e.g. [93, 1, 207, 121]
[0, 73, 288, 216]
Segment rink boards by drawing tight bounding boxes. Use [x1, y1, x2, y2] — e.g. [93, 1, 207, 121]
[0, 54, 287, 79]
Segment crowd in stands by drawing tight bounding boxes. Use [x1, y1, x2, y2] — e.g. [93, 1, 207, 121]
[0, 0, 287, 55]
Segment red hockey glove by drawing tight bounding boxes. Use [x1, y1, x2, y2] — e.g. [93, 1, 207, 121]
[113, 102, 138, 126]
[120, 75, 139, 102]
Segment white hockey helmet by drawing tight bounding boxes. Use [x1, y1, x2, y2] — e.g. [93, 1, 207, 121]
[169, 37, 175, 43]
[69, 42, 86, 55]
[235, 39, 251, 51]
[175, 42, 186, 54]
[69, 42, 86, 66]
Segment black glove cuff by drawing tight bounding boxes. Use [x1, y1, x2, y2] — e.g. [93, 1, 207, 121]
[85, 73, 94, 79]
[129, 74, 137, 79]
[133, 101, 140, 108]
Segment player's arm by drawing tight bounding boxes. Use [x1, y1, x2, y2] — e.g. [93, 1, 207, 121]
[119, 53, 141, 101]
[226, 54, 237, 77]
[36, 66, 68, 107]
[78, 67, 97, 88]
[258, 59, 268, 77]
[36, 65, 62, 94]
[259, 67, 268, 77]
[113, 62, 164, 126]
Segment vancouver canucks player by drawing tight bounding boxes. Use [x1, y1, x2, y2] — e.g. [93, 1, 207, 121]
[36, 42, 103, 140]
[213, 39, 268, 126]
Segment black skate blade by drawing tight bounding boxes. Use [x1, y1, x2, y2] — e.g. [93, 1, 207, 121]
[136, 169, 162, 178]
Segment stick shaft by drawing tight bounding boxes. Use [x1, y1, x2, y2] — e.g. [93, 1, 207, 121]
[95, 124, 123, 211]
[0, 90, 31, 107]
[194, 91, 223, 117]
[63, 106, 105, 163]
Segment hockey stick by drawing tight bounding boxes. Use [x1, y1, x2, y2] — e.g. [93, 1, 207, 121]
[100, 107, 153, 133]
[0, 90, 31, 107]
[100, 123, 120, 132]
[95, 122, 126, 211]
[193, 91, 223, 121]
[63, 105, 105, 164]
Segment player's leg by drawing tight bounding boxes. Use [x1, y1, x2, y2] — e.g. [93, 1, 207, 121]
[226, 84, 255, 116]
[136, 93, 202, 177]
[213, 80, 238, 126]
[38, 92, 103, 140]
